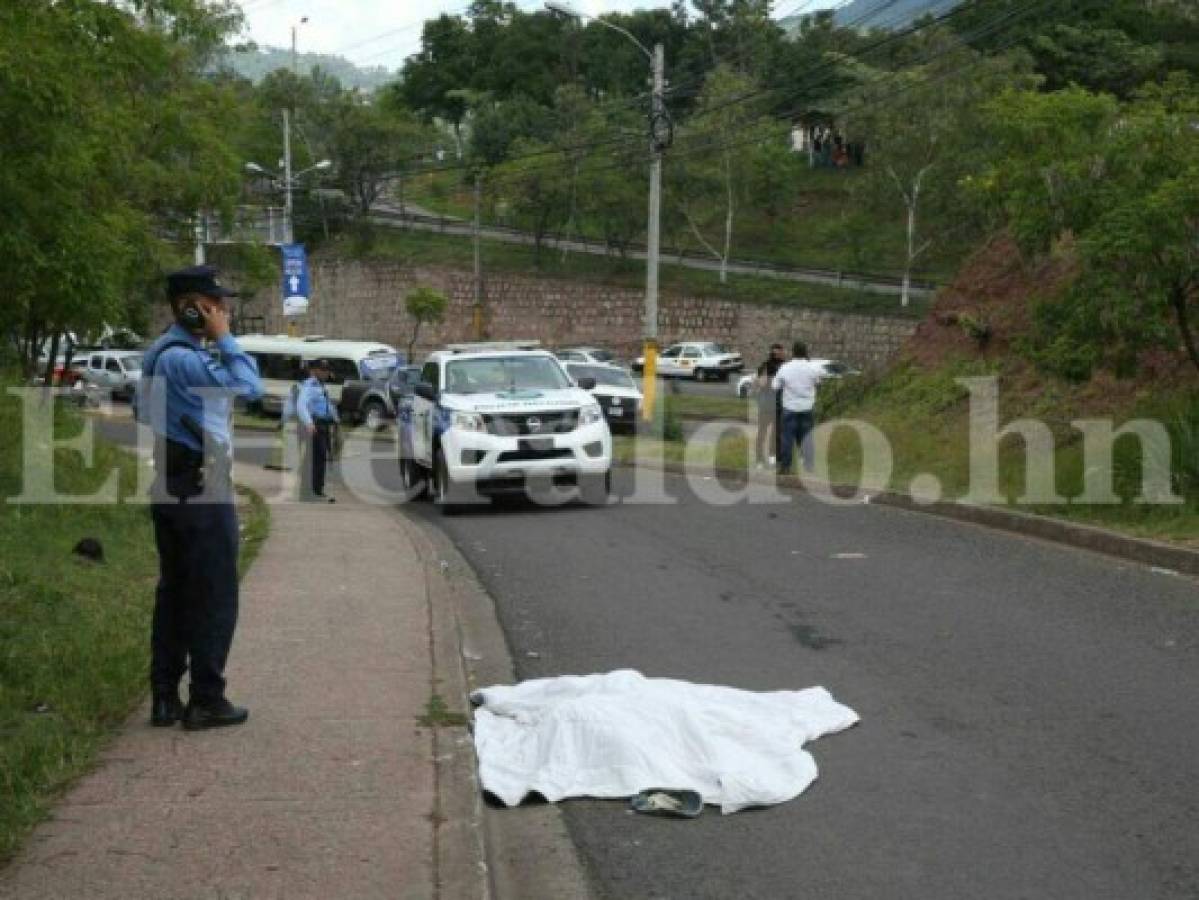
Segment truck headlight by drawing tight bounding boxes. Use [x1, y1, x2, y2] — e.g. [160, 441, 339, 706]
[579, 403, 604, 426]
[452, 411, 486, 432]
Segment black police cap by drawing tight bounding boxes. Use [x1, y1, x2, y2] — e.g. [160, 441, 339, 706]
[166, 265, 239, 301]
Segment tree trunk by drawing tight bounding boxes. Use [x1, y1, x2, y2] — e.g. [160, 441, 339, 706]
[721, 154, 734, 285]
[22, 317, 42, 378]
[408, 320, 421, 361]
[562, 160, 579, 264]
[398, 174, 407, 230]
[1171, 285, 1199, 374]
[42, 330, 61, 400]
[903, 201, 916, 308]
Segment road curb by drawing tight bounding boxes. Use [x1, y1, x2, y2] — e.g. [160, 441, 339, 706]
[401, 512, 596, 900]
[399, 516, 491, 900]
[616, 459, 1199, 576]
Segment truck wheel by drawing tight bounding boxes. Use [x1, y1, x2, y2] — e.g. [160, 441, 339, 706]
[399, 456, 428, 501]
[434, 451, 461, 516]
[580, 470, 611, 507]
[362, 399, 386, 432]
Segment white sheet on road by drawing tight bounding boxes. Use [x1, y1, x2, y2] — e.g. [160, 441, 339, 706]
[471, 670, 859, 815]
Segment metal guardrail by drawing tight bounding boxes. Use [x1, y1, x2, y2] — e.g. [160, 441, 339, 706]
[199, 206, 289, 246]
[369, 208, 940, 296]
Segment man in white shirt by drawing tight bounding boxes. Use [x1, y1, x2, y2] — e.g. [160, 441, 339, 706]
[771, 342, 828, 474]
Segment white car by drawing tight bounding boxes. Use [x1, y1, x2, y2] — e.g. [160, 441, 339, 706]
[555, 347, 619, 366]
[399, 347, 612, 512]
[79, 350, 143, 401]
[735, 360, 861, 398]
[565, 362, 642, 434]
[632, 342, 743, 381]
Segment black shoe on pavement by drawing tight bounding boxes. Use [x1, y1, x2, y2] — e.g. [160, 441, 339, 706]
[150, 690, 185, 727]
[182, 698, 249, 731]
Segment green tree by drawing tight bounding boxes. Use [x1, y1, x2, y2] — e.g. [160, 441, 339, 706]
[405, 286, 448, 358]
[975, 77, 1199, 377]
[495, 138, 572, 264]
[392, 14, 475, 154]
[849, 34, 1032, 305]
[0, 0, 245, 377]
[672, 65, 776, 283]
[328, 96, 433, 216]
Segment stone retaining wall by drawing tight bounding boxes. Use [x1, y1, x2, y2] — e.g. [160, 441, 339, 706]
[185, 258, 917, 368]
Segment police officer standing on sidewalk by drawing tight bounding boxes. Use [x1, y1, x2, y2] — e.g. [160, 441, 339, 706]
[136, 265, 263, 730]
[296, 359, 338, 502]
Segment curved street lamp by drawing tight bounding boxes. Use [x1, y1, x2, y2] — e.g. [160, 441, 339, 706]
[545, 1, 665, 420]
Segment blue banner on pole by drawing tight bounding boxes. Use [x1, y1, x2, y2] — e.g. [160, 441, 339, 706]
[281, 243, 309, 317]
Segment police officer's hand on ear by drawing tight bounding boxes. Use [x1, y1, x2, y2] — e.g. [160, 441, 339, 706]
[198, 299, 231, 341]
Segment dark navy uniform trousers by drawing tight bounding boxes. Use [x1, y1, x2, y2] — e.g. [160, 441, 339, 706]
[150, 493, 239, 703]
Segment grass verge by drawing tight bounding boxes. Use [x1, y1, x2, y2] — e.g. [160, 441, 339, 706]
[0, 382, 270, 862]
[666, 392, 754, 421]
[616, 362, 1199, 545]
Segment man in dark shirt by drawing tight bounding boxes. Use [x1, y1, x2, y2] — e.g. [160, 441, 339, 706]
[755, 343, 786, 468]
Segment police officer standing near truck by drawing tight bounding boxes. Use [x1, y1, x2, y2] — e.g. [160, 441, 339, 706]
[136, 265, 263, 731]
[296, 358, 338, 502]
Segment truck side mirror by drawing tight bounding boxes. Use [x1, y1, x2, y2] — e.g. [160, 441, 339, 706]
[414, 382, 438, 402]
[577, 376, 597, 391]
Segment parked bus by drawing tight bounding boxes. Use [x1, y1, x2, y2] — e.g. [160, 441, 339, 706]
[236, 334, 401, 415]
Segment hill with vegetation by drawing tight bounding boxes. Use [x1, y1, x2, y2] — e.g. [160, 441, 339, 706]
[217, 45, 394, 92]
[5, 0, 1198, 385]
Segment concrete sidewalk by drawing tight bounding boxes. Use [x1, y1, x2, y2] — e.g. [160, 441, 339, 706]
[0, 463, 488, 900]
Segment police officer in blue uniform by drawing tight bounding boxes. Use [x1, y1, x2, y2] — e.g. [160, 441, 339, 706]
[136, 265, 263, 730]
[296, 358, 338, 502]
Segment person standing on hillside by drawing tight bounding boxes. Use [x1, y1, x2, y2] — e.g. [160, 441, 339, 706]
[772, 341, 829, 475]
[754, 343, 786, 469]
[296, 359, 339, 502]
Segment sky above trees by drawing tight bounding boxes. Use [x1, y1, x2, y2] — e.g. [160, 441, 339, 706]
[240, 0, 842, 70]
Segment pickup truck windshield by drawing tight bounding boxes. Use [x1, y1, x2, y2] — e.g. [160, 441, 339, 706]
[360, 352, 400, 379]
[445, 356, 571, 394]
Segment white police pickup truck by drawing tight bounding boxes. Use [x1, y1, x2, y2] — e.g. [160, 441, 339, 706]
[398, 345, 612, 512]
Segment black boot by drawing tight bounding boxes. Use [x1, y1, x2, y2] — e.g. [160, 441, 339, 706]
[150, 689, 185, 727]
[182, 697, 249, 731]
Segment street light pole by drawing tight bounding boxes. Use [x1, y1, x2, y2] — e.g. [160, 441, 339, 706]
[641, 41, 664, 422]
[543, 3, 666, 419]
[283, 108, 294, 244]
[290, 16, 307, 75]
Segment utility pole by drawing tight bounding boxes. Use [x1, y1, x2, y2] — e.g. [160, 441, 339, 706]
[283, 108, 295, 336]
[193, 213, 206, 265]
[290, 18, 307, 75]
[472, 171, 484, 340]
[641, 42, 665, 421]
[283, 108, 294, 244]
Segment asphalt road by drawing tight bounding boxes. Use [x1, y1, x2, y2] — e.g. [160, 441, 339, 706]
[404, 474, 1199, 900]
[96, 417, 1199, 900]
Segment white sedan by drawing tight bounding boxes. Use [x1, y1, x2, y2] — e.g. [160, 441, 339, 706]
[632, 342, 743, 381]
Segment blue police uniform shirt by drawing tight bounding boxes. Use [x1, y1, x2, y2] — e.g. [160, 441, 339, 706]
[296, 376, 337, 426]
[136, 324, 263, 453]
